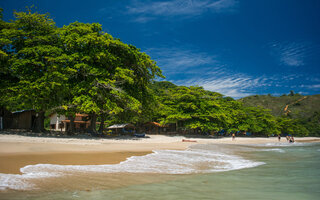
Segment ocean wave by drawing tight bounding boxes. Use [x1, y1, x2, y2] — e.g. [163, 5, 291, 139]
[0, 149, 264, 191]
[258, 148, 285, 153]
[249, 142, 312, 147]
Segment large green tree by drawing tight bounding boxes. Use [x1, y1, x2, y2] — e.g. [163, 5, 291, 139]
[59, 22, 163, 133]
[155, 85, 232, 133]
[2, 9, 69, 132]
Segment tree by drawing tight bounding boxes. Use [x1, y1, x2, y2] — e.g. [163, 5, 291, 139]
[2, 9, 70, 132]
[59, 22, 163, 134]
[0, 8, 18, 107]
[289, 90, 295, 96]
[155, 85, 231, 133]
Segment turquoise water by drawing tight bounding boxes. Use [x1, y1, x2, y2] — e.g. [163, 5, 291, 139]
[1, 143, 320, 200]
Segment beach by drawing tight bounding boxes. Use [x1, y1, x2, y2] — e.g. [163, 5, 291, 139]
[0, 134, 319, 174]
[0, 134, 320, 200]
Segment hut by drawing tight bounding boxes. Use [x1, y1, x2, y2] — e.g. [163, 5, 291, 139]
[143, 122, 168, 134]
[11, 110, 36, 130]
[107, 123, 135, 135]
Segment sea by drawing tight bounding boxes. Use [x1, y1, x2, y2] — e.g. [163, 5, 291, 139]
[1, 142, 319, 200]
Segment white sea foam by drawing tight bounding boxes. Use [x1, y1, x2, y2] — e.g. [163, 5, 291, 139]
[259, 148, 285, 153]
[0, 148, 264, 191]
[0, 171, 60, 191]
[250, 142, 312, 147]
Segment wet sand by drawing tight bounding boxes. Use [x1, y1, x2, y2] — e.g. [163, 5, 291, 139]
[0, 151, 150, 174]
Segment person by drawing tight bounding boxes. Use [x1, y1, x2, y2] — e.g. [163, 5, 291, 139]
[278, 134, 281, 142]
[289, 136, 295, 143]
[286, 136, 290, 142]
[232, 133, 235, 141]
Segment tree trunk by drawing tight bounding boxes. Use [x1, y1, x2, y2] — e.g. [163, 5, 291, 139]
[98, 115, 105, 134]
[67, 115, 75, 134]
[32, 111, 45, 132]
[88, 113, 97, 134]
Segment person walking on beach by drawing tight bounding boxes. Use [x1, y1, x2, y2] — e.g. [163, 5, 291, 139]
[278, 134, 281, 142]
[232, 133, 235, 141]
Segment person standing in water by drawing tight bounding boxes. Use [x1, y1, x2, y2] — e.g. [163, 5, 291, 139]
[289, 136, 295, 143]
[278, 134, 281, 142]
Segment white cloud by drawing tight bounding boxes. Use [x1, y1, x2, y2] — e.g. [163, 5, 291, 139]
[269, 41, 312, 67]
[300, 84, 320, 89]
[132, 16, 155, 23]
[181, 72, 267, 98]
[145, 47, 217, 74]
[127, 0, 239, 22]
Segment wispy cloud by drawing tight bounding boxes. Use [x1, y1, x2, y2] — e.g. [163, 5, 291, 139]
[146, 45, 319, 98]
[300, 84, 320, 90]
[127, 0, 239, 22]
[269, 41, 313, 67]
[146, 46, 302, 98]
[145, 47, 217, 74]
[178, 70, 268, 98]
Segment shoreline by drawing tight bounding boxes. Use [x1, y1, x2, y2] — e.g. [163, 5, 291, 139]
[0, 134, 319, 175]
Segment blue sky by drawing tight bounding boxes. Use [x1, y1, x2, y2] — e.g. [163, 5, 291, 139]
[1, 0, 320, 98]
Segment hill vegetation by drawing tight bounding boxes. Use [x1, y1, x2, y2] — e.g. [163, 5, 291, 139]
[239, 92, 320, 136]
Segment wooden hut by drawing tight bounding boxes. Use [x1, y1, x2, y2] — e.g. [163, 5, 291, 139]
[143, 122, 168, 134]
[11, 110, 36, 130]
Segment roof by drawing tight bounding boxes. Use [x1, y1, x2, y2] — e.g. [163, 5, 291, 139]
[146, 122, 168, 127]
[12, 109, 35, 114]
[49, 113, 89, 117]
[108, 123, 135, 129]
[61, 120, 100, 124]
[75, 113, 88, 117]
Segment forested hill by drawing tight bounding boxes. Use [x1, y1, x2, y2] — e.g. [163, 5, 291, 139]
[239, 93, 320, 119]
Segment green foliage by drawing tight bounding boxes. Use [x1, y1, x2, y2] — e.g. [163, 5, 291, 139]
[58, 22, 163, 125]
[1, 9, 67, 112]
[151, 83, 280, 135]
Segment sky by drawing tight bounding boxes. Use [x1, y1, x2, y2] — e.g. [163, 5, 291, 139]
[1, 0, 320, 98]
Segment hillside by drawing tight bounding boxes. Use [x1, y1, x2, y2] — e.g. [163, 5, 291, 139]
[239, 94, 320, 119]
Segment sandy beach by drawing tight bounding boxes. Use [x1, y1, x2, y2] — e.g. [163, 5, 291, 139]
[0, 134, 319, 175]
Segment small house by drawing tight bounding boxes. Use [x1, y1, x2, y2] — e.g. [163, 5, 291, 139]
[11, 110, 36, 130]
[142, 122, 177, 134]
[49, 113, 99, 132]
[49, 113, 67, 131]
[143, 122, 168, 134]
